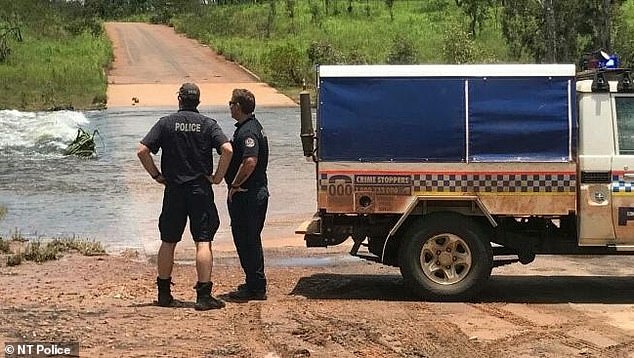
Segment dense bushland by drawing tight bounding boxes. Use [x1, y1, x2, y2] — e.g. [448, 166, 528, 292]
[167, 0, 634, 91]
[171, 1, 507, 88]
[0, 0, 112, 110]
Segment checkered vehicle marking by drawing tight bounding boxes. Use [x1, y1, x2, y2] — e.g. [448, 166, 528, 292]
[412, 173, 576, 193]
[613, 174, 634, 193]
[319, 173, 577, 193]
[319, 173, 329, 191]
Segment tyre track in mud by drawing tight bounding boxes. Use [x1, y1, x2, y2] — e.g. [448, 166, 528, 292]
[287, 309, 402, 356]
[264, 300, 412, 357]
[470, 303, 597, 353]
[4, 252, 634, 357]
[224, 303, 279, 357]
[467, 302, 634, 357]
[259, 298, 494, 358]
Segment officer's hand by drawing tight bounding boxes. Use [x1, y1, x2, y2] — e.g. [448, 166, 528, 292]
[154, 174, 166, 185]
[228, 187, 247, 203]
[211, 173, 223, 185]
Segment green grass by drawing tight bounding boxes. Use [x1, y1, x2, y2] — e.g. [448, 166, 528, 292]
[47, 237, 106, 256]
[2, 237, 106, 266]
[0, 238, 9, 254]
[622, 1, 634, 26]
[0, 30, 112, 111]
[1, 205, 106, 266]
[171, 1, 509, 94]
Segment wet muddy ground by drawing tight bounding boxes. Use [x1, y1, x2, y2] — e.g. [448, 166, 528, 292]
[1, 246, 634, 357]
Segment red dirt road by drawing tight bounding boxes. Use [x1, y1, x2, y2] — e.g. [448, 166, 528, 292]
[2, 249, 634, 357]
[104, 22, 295, 107]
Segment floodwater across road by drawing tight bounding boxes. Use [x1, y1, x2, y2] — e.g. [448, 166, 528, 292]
[0, 106, 315, 254]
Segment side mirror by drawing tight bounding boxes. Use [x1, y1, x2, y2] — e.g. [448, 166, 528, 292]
[299, 90, 315, 158]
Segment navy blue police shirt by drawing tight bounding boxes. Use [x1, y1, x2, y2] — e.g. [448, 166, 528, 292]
[225, 115, 269, 189]
[141, 108, 228, 185]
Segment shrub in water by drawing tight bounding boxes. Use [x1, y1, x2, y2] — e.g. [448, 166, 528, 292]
[64, 128, 101, 157]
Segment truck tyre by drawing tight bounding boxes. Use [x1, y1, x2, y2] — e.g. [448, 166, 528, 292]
[398, 213, 492, 301]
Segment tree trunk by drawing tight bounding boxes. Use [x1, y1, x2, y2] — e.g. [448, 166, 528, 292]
[603, 0, 611, 51]
[544, 0, 556, 63]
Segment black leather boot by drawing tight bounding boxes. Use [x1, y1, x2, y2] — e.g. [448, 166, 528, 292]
[156, 277, 174, 307]
[194, 282, 225, 310]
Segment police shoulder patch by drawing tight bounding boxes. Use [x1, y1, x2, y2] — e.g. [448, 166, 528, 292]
[245, 137, 256, 148]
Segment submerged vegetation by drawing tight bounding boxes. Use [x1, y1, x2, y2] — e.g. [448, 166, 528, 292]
[64, 128, 102, 157]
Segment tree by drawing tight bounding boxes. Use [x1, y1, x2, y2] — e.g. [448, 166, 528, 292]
[501, 0, 625, 64]
[455, 0, 494, 37]
[265, 0, 276, 38]
[285, 0, 295, 18]
[613, 4, 634, 68]
[543, 0, 556, 62]
[0, 24, 22, 63]
[385, 0, 394, 21]
[442, 23, 478, 63]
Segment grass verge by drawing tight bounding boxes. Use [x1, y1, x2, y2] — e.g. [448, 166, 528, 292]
[1, 236, 106, 267]
[0, 31, 112, 111]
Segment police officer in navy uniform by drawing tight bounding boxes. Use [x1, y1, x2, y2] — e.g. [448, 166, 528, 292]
[137, 83, 233, 310]
[225, 88, 269, 301]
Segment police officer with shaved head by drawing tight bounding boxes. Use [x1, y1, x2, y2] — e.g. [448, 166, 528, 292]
[137, 83, 233, 310]
[224, 88, 269, 301]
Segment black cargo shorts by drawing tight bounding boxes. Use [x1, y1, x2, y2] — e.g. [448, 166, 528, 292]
[158, 177, 220, 243]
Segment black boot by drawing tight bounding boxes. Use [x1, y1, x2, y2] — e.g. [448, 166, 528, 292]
[156, 277, 174, 307]
[227, 283, 267, 302]
[194, 282, 225, 310]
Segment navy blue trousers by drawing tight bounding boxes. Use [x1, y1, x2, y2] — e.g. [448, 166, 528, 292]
[228, 186, 269, 291]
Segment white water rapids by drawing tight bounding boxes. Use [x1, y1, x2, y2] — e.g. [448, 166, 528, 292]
[0, 107, 315, 254]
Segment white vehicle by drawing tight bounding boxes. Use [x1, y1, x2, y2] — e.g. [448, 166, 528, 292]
[297, 64, 634, 300]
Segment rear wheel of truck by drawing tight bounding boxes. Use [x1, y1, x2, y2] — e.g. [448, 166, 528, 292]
[399, 213, 493, 301]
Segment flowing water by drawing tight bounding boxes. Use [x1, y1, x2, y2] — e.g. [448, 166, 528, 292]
[0, 107, 316, 254]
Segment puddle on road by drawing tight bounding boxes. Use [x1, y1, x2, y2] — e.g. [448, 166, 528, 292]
[268, 254, 361, 267]
[175, 253, 362, 268]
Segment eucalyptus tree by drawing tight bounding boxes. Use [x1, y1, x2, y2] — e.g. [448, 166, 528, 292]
[501, 0, 625, 63]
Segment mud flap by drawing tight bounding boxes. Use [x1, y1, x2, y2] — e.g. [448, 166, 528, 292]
[295, 214, 324, 247]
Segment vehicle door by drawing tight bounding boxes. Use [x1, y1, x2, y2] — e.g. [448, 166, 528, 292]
[611, 93, 634, 243]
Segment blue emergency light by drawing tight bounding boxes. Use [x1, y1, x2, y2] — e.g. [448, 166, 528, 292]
[598, 50, 620, 69]
[581, 50, 620, 70]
